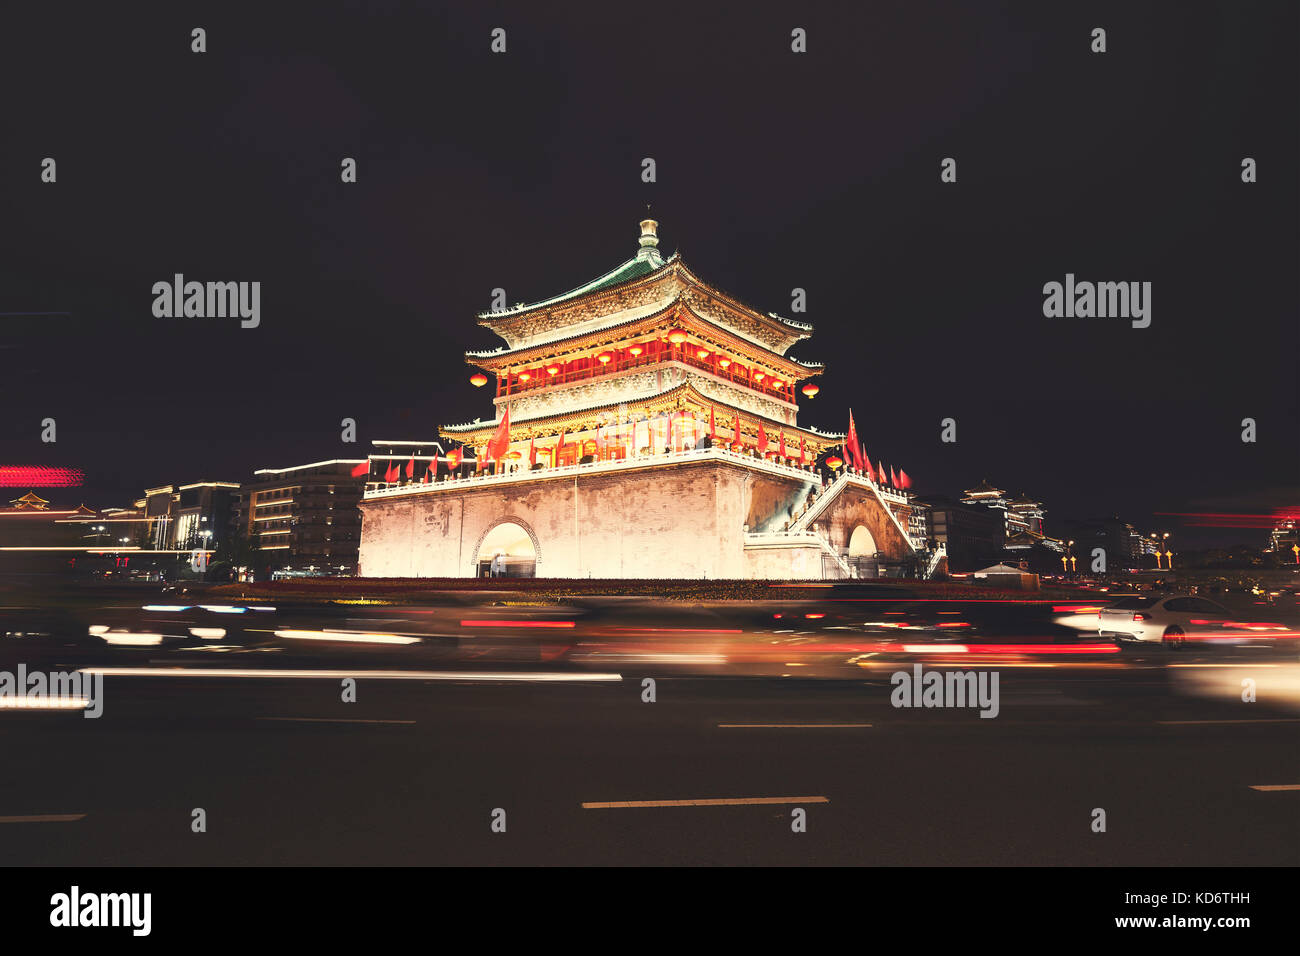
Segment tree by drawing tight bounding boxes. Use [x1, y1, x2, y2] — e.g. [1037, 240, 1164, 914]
[211, 527, 265, 582]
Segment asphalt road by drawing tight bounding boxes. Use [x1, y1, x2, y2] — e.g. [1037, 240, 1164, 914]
[1, 641, 1296, 865]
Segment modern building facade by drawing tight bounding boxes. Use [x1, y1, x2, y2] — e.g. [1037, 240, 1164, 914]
[916, 495, 1006, 572]
[235, 459, 367, 576]
[142, 481, 239, 551]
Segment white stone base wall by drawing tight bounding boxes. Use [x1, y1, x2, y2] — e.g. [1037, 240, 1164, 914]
[358, 458, 912, 580]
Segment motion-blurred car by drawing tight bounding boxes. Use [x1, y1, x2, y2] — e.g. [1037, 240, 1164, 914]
[1097, 594, 1233, 647]
[87, 602, 279, 649]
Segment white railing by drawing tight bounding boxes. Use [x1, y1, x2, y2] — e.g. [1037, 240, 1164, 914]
[814, 527, 856, 579]
[743, 529, 823, 546]
[788, 471, 915, 553]
[923, 544, 947, 580]
[788, 473, 844, 531]
[363, 444, 823, 500]
[743, 527, 856, 579]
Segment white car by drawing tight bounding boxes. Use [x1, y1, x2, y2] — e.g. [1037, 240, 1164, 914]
[1097, 594, 1233, 647]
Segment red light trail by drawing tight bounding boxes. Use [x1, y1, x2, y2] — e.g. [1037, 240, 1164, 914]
[0, 465, 85, 488]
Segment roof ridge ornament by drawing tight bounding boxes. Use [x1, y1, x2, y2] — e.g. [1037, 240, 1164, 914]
[636, 216, 662, 265]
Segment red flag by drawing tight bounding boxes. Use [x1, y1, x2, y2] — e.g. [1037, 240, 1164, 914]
[878, 460, 887, 485]
[421, 466, 431, 484]
[733, 414, 741, 448]
[384, 460, 398, 482]
[486, 406, 511, 462]
[405, 456, 415, 478]
[756, 421, 768, 454]
[779, 430, 786, 459]
[890, 465, 899, 488]
[846, 410, 861, 469]
[528, 436, 537, 466]
[898, 468, 912, 489]
[709, 406, 716, 439]
[861, 452, 874, 481]
[350, 461, 369, 478]
[799, 437, 806, 466]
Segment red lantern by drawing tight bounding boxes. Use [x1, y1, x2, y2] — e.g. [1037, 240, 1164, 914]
[470, 373, 488, 388]
[518, 371, 531, 382]
[801, 383, 819, 399]
[697, 348, 710, 359]
[668, 329, 688, 345]
[597, 352, 613, 364]
[826, 455, 843, 470]
[546, 365, 560, 376]
[629, 345, 643, 356]
[718, 358, 731, 369]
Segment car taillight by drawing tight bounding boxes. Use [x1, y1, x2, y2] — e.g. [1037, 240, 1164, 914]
[1132, 613, 1151, 622]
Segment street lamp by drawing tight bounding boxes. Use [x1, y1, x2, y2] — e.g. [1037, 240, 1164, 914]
[199, 530, 213, 581]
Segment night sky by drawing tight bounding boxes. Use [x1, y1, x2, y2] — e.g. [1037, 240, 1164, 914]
[1, 2, 1295, 546]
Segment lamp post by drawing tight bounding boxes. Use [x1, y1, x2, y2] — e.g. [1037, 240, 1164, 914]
[199, 529, 213, 581]
[1152, 533, 1162, 569]
[1162, 532, 1172, 570]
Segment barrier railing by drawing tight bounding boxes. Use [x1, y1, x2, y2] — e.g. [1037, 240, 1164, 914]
[364, 445, 824, 500]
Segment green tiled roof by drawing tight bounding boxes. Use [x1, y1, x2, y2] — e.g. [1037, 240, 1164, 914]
[588, 256, 659, 293]
[477, 252, 665, 321]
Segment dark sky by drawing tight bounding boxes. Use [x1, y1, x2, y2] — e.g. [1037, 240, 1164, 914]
[1, 1, 1295, 546]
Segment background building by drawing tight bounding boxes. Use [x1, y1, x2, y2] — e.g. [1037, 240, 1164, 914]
[916, 494, 1006, 572]
[1063, 516, 1149, 571]
[960, 479, 1066, 572]
[235, 459, 367, 577]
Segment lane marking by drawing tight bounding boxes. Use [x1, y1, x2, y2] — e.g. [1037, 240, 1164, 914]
[258, 717, 415, 725]
[0, 814, 85, 823]
[717, 723, 871, 729]
[1159, 718, 1300, 725]
[582, 796, 829, 809]
[78, 667, 621, 683]
[1250, 784, 1300, 791]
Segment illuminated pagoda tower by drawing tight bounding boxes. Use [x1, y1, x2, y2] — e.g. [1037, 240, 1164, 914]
[449, 217, 830, 471]
[358, 218, 940, 580]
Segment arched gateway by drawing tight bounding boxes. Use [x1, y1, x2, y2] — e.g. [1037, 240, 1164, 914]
[474, 518, 539, 577]
[848, 524, 878, 557]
